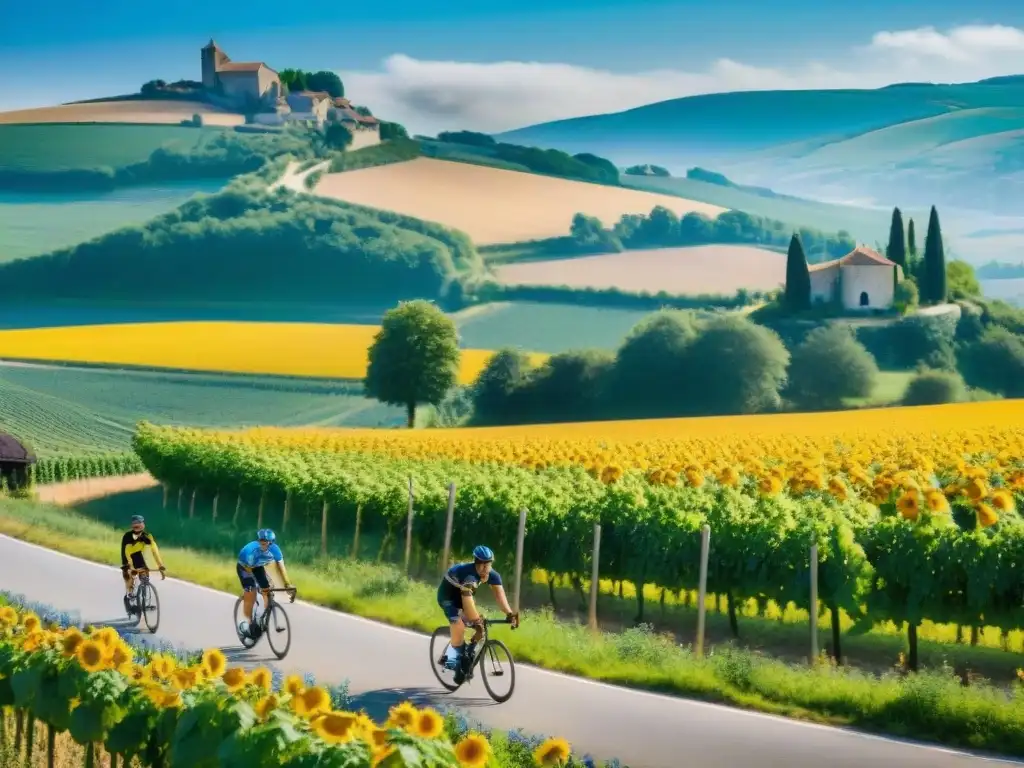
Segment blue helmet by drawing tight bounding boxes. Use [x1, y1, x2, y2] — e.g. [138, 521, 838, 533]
[257, 528, 276, 543]
[472, 545, 494, 563]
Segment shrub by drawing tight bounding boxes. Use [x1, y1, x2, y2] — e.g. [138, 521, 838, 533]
[786, 324, 879, 409]
[901, 368, 967, 405]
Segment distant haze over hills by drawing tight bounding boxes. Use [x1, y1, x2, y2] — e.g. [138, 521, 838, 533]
[495, 77, 1024, 216]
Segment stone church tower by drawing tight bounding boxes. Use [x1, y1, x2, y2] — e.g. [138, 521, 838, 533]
[201, 39, 229, 90]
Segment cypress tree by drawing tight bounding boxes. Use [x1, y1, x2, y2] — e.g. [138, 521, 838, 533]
[784, 233, 811, 311]
[885, 207, 907, 269]
[907, 218, 917, 258]
[922, 206, 947, 303]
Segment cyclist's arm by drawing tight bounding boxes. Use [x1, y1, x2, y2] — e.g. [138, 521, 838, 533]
[489, 584, 514, 615]
[147, 536, 166, 569]
[272, 546, 292, 586]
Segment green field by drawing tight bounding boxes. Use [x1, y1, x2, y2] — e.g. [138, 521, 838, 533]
[0, 123, 223, 171]
[453, 302, 652, 352]
[0, 181, 227, 261]
[0, 363, 402, 457]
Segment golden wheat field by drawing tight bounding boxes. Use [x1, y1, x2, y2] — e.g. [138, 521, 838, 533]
[312, 158, 728, 245]
[0, 100, 246, 126]
[0, 321, 546, 385]
[494, 244, 787, 294]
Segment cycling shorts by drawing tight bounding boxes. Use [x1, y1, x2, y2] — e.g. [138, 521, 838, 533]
[237, 563, 271, 593]
[436, 583, 463, 623]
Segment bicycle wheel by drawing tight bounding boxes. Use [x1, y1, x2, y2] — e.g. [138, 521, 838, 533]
[428, 626, 460, 692]
[232, 597, 258, 649]
[140, 582, 161, 634]
[479, 639, 515, 703]
[266, 602, 292, 660]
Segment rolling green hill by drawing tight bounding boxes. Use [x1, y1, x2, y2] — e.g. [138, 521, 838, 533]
[0, 363, 402, 456]
[496, 78, 1024, 216]
[496, 79, 1024, 161]
[0, 123, 224, 172]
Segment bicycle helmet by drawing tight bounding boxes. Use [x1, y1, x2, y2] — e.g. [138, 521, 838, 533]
[131, 515, 145, 524]
[472, 545, 494, 563]
[257, 528, 276, 543]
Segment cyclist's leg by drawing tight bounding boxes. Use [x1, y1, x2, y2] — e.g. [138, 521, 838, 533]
[437, 593, 466, 668]
[121, 566, 134, 612]
[251, 566, 271, 619]
[238, 564, 258, 621]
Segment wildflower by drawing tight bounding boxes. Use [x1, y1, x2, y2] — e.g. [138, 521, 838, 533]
[414, 707, 445, 739]
[977, 503, 1000, 528]
[896, 491, 920, 521]
[534, 737, 572, 766]
[990, 490, 1016, 514]
[249, 667, 273, 691]
[283, 674, 305, 697]
[454, 733, 491, 768]
[925, 490, 950, 514]
[293, 686, 331, 718]
[965, 477, 988, 502]
[312, 712, 357, 744]
[222, 667, 247, 692]
[61, 628, 84, 657]
[201, 648, 227, 679]
[385, 701, 417, 730]
[76, 640, 105, 673]
[254, 694, 280, 719]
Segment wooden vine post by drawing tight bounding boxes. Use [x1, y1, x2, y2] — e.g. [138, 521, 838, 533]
[809, 540, 819, 665]
[211, 490, 219, 521]
[282, 490, 292, 533]
[188, 489, 196, 519]
[512, 509, 527, 613]
[588, 523, 602, 631]
[352, 505, 363, 559]
[695, 524, 711, 657]
[440, 483, 456, 574]
[320, 499, 330, 557]
[404, 476, 414, 574]
[257, 490, 265, 529]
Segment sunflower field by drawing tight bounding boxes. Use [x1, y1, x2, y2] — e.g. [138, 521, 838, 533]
[131, 400, 1024, 650]
[0, 599, 594, 768]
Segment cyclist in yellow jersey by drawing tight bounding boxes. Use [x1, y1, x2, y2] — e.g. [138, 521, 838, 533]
[121, 515, 165, 614]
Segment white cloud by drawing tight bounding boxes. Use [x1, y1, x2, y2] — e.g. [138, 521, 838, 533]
[342, 24, 1024, 135]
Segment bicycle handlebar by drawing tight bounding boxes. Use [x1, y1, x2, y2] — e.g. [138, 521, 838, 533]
[261, 587, 298, 603]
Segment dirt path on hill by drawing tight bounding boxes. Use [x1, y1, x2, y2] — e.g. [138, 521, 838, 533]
[36, 473, 158, 506]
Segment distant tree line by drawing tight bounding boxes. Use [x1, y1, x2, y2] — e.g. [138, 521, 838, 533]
[0, 187, 481, 303]
[450, 279, 761, 312]
[434, 130, 619, 185]
[623, 164, 670, 177]
[567, 207, 856, 259]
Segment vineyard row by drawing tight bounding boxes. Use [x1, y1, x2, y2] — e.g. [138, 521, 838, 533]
[132, 425, 1024, 639]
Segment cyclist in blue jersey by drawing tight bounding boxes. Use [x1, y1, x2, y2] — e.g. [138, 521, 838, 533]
[236, 529, 293, 638]
[437, 545, 519, 678]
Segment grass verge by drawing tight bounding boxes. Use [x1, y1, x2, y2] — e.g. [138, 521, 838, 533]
[1, 498, 1024, 758]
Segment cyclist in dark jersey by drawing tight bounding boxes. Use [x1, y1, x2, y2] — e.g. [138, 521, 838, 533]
[437, 545, 519, 676]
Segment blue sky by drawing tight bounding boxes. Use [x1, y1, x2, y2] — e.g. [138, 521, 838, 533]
[3, 0, 1024, 132]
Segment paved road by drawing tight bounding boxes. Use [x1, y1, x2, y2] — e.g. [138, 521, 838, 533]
[1, 535, 1019, 768]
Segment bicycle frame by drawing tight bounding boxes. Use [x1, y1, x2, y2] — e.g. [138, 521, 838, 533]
[252, 587, 297, 629]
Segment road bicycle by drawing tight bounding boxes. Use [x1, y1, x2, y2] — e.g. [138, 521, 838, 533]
[233, 586, 297, 660]
[125, 568, 163, 633]
[429, 616, 517, 703]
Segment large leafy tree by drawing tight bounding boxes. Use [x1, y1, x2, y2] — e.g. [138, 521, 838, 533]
[786, 324, 879, 410]
[364, 300, 460, 427]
